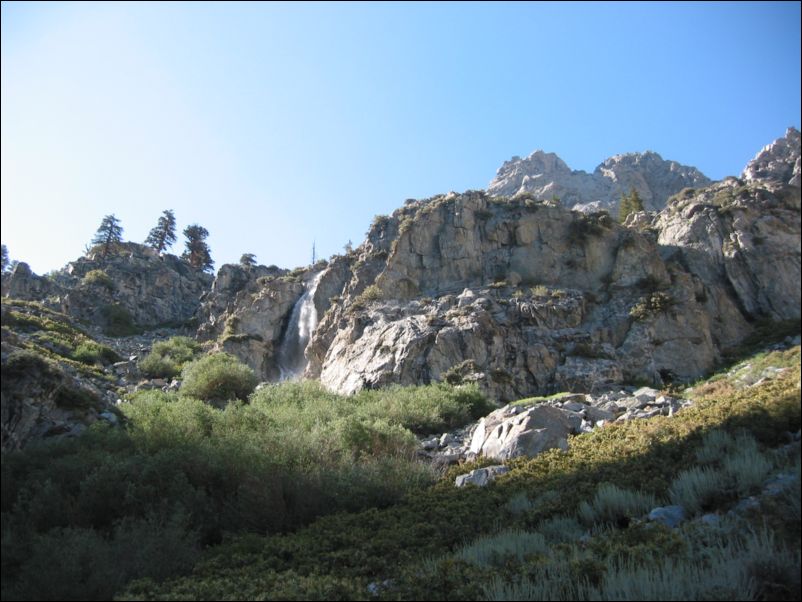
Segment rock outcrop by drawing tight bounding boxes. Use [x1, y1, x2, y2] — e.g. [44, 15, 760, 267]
[1, 303, 121, 451]
[303, 131, 799, 401]
[742, 127, 801, 187]
[195, 262, 346, 380]
[488, 150, 711, 213]
[441, 386, 692, 472]
[3, 130, 798, 413]
[655, 146, 801, 323]
[2, 243, 212, 332]
[310, 193, 728, 400]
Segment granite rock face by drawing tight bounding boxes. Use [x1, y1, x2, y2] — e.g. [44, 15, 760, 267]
[742, 127, 801, 187]
[3, 131, 798, 411]
[655, 177, 800, 322]
[194, 261, 346, 380]
[488, 150, 711, 213]
[307, 131, 799, 401]
[195, 264, 303, 380]
[311, 192, 725, 400]
[0, 304, 120, 451]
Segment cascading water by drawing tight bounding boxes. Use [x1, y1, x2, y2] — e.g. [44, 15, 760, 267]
[277, 271, 324, 381]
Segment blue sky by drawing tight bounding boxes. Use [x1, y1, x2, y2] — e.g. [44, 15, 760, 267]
[2, 1, 800, 274]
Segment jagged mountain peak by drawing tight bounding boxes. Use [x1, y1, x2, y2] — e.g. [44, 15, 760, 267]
[488, 146, 711, 212]
[742, 126, 801, 187]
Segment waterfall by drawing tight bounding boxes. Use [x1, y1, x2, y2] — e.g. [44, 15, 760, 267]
[277, 271, 324, 381]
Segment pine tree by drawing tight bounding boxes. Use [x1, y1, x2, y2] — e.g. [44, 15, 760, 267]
[618, 187, 644, 223]
[239, 253, 257, 267]
[144, 209, 177, 254]
[1, 244, 8, 273]
[91, 214, 124, 259]
[182, 224, 214, 272]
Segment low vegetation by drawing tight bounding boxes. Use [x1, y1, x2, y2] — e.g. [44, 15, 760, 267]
[138, 336, 200, 378]
[81, 269, 114, 290]
[101, 303, 140, 337]
[178, 352, 258, 402]
[1, 343, 799, 600]
[1, 299, 119, 377]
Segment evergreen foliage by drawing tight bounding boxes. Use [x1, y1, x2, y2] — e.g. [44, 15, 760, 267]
[1, 243, 8, 273]
[90, 214, 124, 259]
[181, 224, 214, 272]
[618, 187, 645, 222]
[239, 253, 257, 267]
[144, 209, 177, 254]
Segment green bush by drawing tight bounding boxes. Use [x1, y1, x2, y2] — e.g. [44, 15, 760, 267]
[695, 429, 736, 465]
[1, 512, 199, 601]
[537, 515, 585, 544]
[5, 346, 800, 601]
[668, 466, 729, 515]
[179, 353, 257, 402]
[139, 336, 200, 378]
[72, 341, 120, 366]
[578, 483, 658, 527]
[81, 269, 114, 290]
[101, 303, 140, 337]
[456, 530, 548, 567]
[629, 292, 676, 321]
[722, 444, 773, 497]
[351, 284, 383, 309]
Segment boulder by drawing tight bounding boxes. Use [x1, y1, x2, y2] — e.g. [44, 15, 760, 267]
[454, 465, 509, 488]
[469, 405, 573, 461]
[647, 505, 685, 528]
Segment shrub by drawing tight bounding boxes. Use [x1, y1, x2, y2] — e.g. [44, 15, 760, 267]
[695, 429, 736, 465]
[72, 341, 120, 365]
[629, 292, 676, 321]
[139, 336, 200, 378]
[567, 215, 605, 245]
[179, 353, 257, 403]
[668, 466, 729, 515]
[537, 515, 585, 544]
[371, 214, 391, 229]
[722, 444, 773, 497]
[456, 530, 548, 567]
[578, 483, 658, 527]
[503, 492, 533, 516]
[442, 360, 480, 386]
[81, 269, 114, 290]
[353, 284, 382, 306]
[101, 303, 140, 337]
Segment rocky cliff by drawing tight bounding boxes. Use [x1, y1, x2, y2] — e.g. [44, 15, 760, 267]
[3, 130, 799, 408]
[297, 130, 799, 401]
[487, 149, 711, 213]
[307, 193, 732, 400]
[2, 243, 212, 333]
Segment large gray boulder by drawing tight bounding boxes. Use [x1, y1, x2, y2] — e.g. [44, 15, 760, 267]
[468, 404, 572, 461]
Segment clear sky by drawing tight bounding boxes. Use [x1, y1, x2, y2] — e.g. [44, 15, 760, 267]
[2, 1, 800, 275]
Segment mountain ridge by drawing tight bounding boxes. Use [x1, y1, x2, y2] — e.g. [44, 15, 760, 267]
[488, 145, 713, 213]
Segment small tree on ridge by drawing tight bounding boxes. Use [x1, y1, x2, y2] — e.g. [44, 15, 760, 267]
[182, 224, 214, 272]
[145, 209, 177, 254]
[618, 187, 644, 223]
[91, 214, 124, 259]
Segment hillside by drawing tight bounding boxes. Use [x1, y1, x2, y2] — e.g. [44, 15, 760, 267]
[1, 129, 800, 601]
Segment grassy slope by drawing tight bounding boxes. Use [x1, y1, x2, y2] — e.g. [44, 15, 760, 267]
[121, 347, 800, 601]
